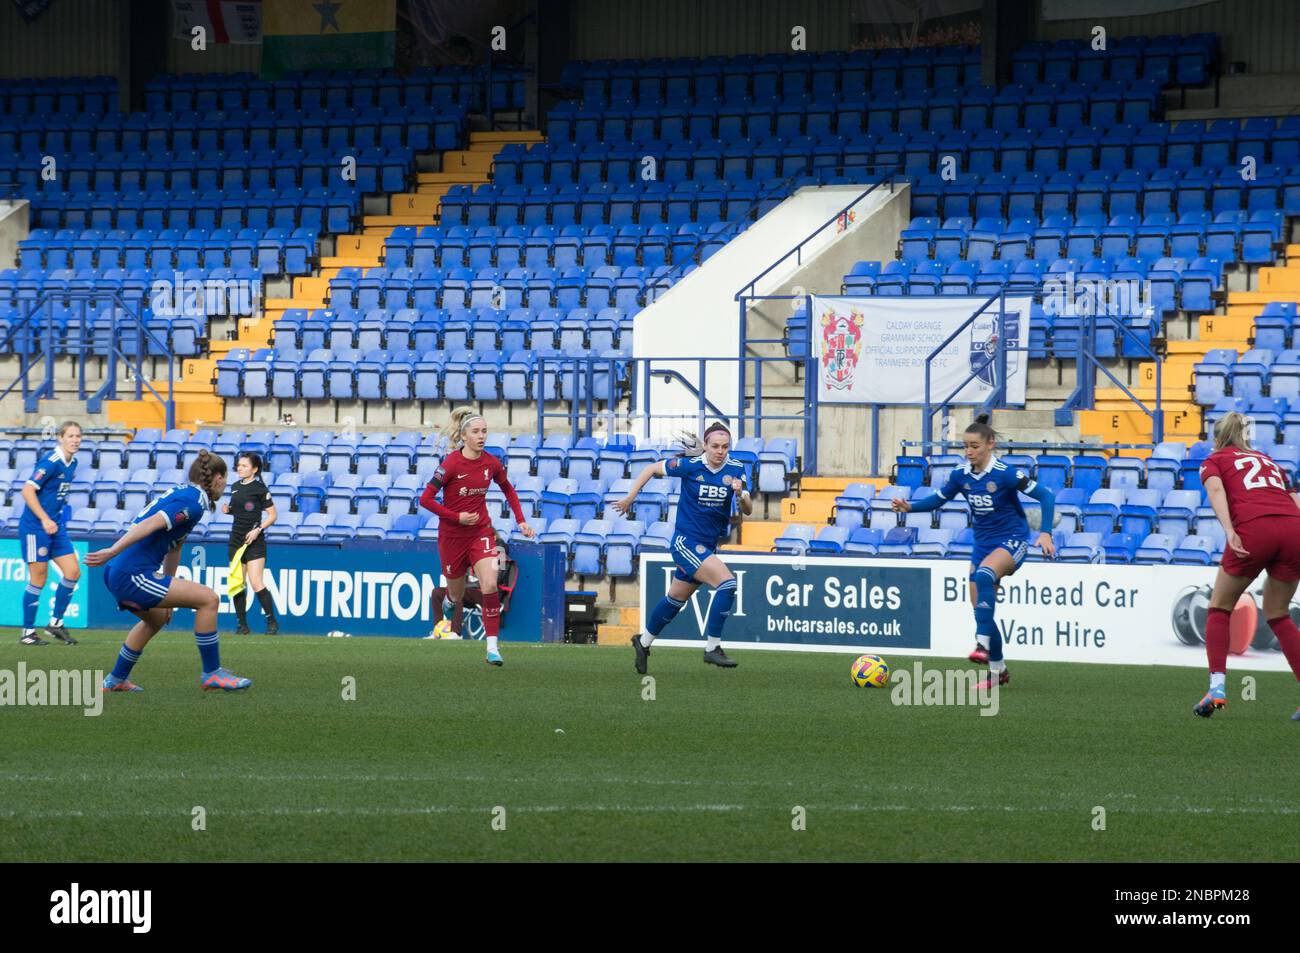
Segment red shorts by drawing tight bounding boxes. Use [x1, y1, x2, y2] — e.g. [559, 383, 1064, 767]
[1221, 516, 1300, 581]
[437, 531, 498, 580]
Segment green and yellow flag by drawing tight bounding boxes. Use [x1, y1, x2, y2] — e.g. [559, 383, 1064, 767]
[261, 0, 395, 78]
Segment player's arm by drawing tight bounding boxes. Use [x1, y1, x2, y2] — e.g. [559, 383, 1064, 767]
[894, 469, 958, 514]
[613, 459, 667, 516]
[419, 467, 472, 523]
[161, 544, 182, 577]
[1018, 474, 1057, 557]
[85, 512, 169, 566]
[732, 476, 753, 516]
[21, 466, 57, 531]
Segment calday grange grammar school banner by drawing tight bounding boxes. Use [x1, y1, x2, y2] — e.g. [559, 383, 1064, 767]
[812, 295, 1033, 406]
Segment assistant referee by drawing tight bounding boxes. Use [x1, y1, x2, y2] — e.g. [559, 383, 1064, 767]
[223, 451, 279, 634]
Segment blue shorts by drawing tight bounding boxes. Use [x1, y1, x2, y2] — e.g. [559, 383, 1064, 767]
[18, 522, 75, 564]
[971, 537, 1029, 572]
[104, 564, 173, 612]
[670, 534, 716, 582]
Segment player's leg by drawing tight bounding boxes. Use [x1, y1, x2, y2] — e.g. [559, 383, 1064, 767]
[966, 577, 989, 664]
[244, 557, 277, 634]
[103, 608, 169, 692]
[444, 573, 468, 635]
[1260, 573, 1300, 720]
[45, 548, 81, 644]
[635, 534, 706, 671]
[438, 535, 471, 636]
[694, 555, 739, 668]
[1195, 567, 1256, 716]
[156, 579, 251, 691]
[20, 538, 49, 644]
[473, 552, 505, 664]
[973, 547, 1019, 688]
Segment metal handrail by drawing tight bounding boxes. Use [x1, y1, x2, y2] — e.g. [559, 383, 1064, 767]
[642, 169, 806, 299]
[1061, 308, 1165, 443]
[734, 164, 900, 302]
[0, 290, 176, 428]
[921, 291, 1016, 447]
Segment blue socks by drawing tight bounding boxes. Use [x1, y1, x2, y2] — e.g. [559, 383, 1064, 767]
[51, 577, 77, 624]
[22, 583, 41, 630]
[705, 579, 737, 640]
[644, 578, 737, 650]
[111, 644, 141, 680]
[973, 566, 1004, 666]
[646, 595, 686, 642]
[196, 630, 221, 674]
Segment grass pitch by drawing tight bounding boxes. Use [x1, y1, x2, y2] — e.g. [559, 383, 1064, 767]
[1, 630, 1296, 862]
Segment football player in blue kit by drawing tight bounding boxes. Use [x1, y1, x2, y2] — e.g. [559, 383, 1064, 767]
[86, 450, 252, 693]
[615, 423, 753, 672]
[893, 414, 1057, 688]
[17, 421, 83, 645]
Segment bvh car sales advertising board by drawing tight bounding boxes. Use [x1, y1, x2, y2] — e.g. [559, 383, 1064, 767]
[641, 553, 1296, 672]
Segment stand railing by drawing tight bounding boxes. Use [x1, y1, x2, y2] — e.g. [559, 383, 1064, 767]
[0, 291, 176, 430]
[534, 354, 812, 463]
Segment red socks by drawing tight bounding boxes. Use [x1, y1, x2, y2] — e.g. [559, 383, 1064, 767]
[1267, 615, 1300, 680]
[1206, 607, 1230, 674]
[483, 591, 501, 638]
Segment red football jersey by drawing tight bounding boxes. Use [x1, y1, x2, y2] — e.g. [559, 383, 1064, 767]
[1199, 447, 1300, 527]
[419, 450, 525, 535]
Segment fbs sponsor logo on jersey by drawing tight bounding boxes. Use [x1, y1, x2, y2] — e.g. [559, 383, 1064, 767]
[820, 307, 865, 391]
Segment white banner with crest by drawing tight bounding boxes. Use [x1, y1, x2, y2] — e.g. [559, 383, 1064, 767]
[811, 295, 1033, 406]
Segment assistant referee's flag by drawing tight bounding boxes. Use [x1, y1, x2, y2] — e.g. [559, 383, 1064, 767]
[227, 543, 250, 598]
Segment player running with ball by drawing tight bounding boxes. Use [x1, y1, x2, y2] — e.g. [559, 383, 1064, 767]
[893, 415, 1056, 688]
[616, 422, 753, 672]
[420, 407, 534, 666]
[1193, 412, 1300, 720]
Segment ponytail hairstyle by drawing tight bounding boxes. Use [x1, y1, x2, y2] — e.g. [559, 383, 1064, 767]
[677, 421, 732, 458]
[188, 449, 228, 503]
[1212, 411, 1253, 452]
[238, 451, 263, 478]
[442, 405, 485, 452]
[964, 413, 999, 444]
[58, 420, 82, 439]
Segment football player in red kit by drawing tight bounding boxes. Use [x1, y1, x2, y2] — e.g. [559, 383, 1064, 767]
[420, 406, 534, 665]
[1195, 412, 1300, 720]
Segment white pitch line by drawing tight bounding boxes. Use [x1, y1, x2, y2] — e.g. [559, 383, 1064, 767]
[0, 802, 1296, 820]
[0, 804, 748, 820]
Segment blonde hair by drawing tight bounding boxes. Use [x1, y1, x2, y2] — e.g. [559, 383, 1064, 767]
[443, 406, 485, 451]
[1212, 411, 1253, 452]
[58, 420, 82, 438]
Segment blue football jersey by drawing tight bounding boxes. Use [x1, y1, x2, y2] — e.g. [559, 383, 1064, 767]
[664, 454, 747, 543]
[936, 456, 1036, 543]
[19, 449, 77, 528]
[111, 484, 211, 575]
